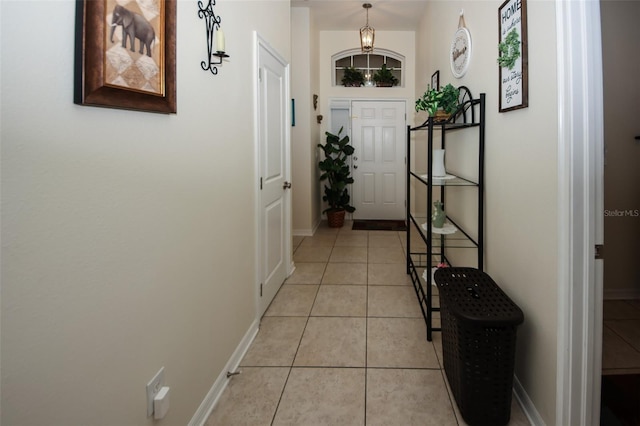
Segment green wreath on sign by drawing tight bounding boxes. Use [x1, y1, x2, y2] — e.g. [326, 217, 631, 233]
[497, 29, 520, 70]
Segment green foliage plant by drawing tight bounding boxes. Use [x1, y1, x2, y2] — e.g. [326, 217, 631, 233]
[341, 67, 365, 87]
[415, 83, 460, 115]
[415, 85, 440, 115]
[497, 29, 521, 70]
[439, 84, 460, 114]
[373, 64, 399, 86]
[318, 128, 356, 213]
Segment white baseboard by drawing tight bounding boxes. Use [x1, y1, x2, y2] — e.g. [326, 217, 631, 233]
[513, 375, 545, 426]
[293, 228, 313, 236]
[312, 218, 321, 234]
[603, 288, 640, 300]
[293, 218, 322, 237]
[188, 319, 260, 426]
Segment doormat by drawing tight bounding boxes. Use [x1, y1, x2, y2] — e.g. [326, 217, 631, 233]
[352, 220, 407, 231]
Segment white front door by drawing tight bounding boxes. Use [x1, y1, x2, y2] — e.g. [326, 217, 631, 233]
[256, 35, 291, 317]
[351, 101, 406, 220]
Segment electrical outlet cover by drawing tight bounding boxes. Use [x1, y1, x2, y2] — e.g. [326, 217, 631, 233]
[146, 367, 165, 417]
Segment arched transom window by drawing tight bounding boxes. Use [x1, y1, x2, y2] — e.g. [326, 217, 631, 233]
[332, 49, 405, 87]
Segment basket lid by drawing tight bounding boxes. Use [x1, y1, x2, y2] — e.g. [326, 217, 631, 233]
[434, 267, 524, 326]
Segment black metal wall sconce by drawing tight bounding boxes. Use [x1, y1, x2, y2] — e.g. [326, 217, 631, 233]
[198, 0, 229, 75]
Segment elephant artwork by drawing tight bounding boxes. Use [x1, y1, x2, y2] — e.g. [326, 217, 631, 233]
[110, 4, 155, 57]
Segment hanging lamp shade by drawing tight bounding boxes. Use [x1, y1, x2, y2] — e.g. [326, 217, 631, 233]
[360, 3, 374, 53]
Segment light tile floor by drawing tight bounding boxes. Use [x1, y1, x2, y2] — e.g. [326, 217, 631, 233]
[602, 299, 640, 375]
[206, 221, 530, 425]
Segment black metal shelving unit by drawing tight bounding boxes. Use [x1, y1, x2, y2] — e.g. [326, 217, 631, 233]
[406, 89, 485, 341]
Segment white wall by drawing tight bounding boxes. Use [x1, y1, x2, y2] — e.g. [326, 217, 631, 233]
[0, 0, 290, 424]
[416, 1, 558, 423]
[309, 12, 321, 232]
[291, 7, 313, 234]
[291, 6, 321, 236]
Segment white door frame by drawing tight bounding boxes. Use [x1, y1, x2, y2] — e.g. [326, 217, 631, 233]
[555, 1, 604, 424]
[253, 32, 292, 320]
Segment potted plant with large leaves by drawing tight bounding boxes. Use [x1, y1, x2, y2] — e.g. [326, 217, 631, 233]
[415, 83, 460, 122]
[318, 128, 356, 228]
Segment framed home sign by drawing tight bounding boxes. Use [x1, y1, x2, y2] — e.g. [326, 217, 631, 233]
[74, 0, 177, 113]
[498, 0, 528, 112]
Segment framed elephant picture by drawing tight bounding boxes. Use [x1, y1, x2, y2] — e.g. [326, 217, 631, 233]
[74, 0, 177, 113]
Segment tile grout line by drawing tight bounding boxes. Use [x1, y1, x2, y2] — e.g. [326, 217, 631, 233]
[364, 230, 369, 426]
[604, 320, 640, 354]
[269, 235, 325, 426]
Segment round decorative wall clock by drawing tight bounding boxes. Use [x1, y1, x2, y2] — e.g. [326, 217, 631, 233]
[450, 26, 472, 78]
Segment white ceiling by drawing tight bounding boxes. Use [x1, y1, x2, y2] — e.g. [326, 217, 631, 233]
[291, 0, 429, 31]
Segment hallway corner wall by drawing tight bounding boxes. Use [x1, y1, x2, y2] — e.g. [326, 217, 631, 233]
[291, 6, 322, 236]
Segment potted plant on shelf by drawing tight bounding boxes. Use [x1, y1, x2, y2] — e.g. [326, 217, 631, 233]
[341, 67, 365, 87]
[415, 83, 460, 122]
[318, 128, 356, 228]
[373, 64, 399, 87]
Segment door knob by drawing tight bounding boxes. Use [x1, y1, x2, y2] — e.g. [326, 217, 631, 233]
[353, 165, 358, 169]
[283, 181, 292, 189]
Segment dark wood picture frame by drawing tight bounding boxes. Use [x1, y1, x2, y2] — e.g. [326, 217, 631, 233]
[74, 0, 177, 114]
[498, 0, 528, 113]
[431, 70, 440, 91]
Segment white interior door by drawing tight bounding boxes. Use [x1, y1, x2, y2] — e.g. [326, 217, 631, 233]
[351, 101, 406, 220]
[256, 35, 290, 317]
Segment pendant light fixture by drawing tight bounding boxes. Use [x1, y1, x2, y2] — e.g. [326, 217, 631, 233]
[360, 3, 375, 53]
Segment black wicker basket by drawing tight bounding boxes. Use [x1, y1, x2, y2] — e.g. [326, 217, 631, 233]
[434, 267, 524, 426]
